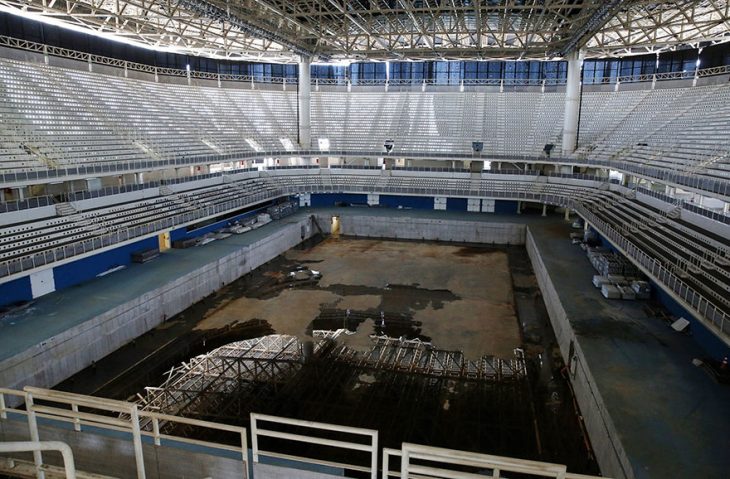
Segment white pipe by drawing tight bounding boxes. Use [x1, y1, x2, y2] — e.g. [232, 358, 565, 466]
[0, 441, 76, 479]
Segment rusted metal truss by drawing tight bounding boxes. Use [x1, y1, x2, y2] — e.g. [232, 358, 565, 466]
[0, 1, 728, 61]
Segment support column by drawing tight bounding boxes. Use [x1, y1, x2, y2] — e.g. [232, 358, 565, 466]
[562, 51, 583, 156]
[542, 204, 547, 217]
[517, 201, 522, 214]
[298, 55, 311, 149]
[564, 208, 570, 221]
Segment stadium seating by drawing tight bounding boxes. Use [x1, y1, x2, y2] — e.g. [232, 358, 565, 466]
[2, 171, 728, 316]
[0, 57, 296, 172]
[1, 56, 729, 187]
[311, 90, 566, 155]
[576, 85, 730, 181]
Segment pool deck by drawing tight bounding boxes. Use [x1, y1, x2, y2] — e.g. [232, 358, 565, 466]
[1, 207, 728, 479]
[528, 220, 730, 479]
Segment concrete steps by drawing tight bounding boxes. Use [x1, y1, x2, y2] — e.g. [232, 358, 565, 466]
[55, 203, 77, 216]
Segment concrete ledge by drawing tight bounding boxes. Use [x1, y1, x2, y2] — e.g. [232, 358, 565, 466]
[317, 213, 526, 244]
[525, 228, 633, 479]
[0, 216, 315, 401]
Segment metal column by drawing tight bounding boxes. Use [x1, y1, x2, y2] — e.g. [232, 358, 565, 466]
[562, 51, 583, 156]
[298, 56, 312, 149]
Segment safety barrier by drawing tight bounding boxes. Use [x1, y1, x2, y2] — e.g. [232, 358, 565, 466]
[0, 386, 607, 479]
[251, 413, 378, 479]
[0, 386, 248, 479]
[573, 203, 729, 339]
[0, 441, 77, 478]
[397, 443, 606, 479]
[3, 148, 726, 200]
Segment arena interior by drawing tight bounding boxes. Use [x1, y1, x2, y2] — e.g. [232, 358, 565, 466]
[0, 1, 729, 478]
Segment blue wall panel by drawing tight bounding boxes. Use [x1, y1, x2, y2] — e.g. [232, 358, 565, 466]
[169, 226, 188, 242]
[652, 283, 729, 359]
[378, 195, 433, 210]
[0, 276, 33, 307]
[594, 232, 726, 358]
[310, 194, 368, 207]
[494, 200, 518, 214]
[446, 197, 468, 211]
[52, 236, 158, 291]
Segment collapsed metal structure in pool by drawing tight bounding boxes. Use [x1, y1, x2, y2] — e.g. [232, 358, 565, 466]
[135, 333, 528, 432]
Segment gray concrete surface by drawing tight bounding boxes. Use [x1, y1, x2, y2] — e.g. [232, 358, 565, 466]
[1, 207, 727, 479]
[0, 215, 316, 397]
[527, 221, 730, 479]
[253, 463, 345, 479]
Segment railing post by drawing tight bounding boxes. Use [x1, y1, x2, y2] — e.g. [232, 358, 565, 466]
[250, 415, 259, 463]
[0, 392, 6, 419]
[71, 404, 81, 431]
[25, 392, 44, 479]
[129, 405, 147, 479]
[400, 447, 410, 479]
[371, 432, 378, 479]
[240, 430, 248, 478]
[152, 417, 161, 446]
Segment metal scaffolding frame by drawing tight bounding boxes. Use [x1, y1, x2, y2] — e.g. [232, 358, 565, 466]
[135, 334, 313, 429]
[0, 1, 728, 61]
[134, 332, 533, 455]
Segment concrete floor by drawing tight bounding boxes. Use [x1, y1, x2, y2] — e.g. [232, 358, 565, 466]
[2, 206, 727, 479]
[528, 221, 730, 479]
[198, 237, 521, 359]
[0, 215, 306, 364]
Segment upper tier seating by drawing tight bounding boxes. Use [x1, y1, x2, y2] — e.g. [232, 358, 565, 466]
[0, 58, 296, 172]
[311, 90, 566, 156]
[0, 56, 729, 188]
[576, 85, 730, 181]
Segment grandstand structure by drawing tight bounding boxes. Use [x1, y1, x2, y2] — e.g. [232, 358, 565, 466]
[0, 1, 729, 479]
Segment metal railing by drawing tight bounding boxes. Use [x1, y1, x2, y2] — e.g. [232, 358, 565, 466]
[0, 441, 77, 479]
[0, 196, 54, 214]
[634, 186, 730, 225]
[0, 386, 605, 479]
[3, 148, 726, 200]
[0, 386, 249, 479]
[387, 443, 606, 479]
[2, 34, 729, 90]
[251, 413, 378, 479]
[574, 203, 728, 338]
[1, 171, 727, 344]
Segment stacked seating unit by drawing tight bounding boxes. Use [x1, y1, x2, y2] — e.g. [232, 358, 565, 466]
[576, 85, 730, 182]
[0, 58, 297, 173]
[311, 90, 566, 156]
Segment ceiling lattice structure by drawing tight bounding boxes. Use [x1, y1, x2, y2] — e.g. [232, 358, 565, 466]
[0, 0, 729, 62]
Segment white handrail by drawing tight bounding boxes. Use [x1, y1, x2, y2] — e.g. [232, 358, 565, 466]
[250, 413, 378, 479]
[0, 441, 76, 479]
[399, 443, 608, 479]
[0, 386, 249, 479]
